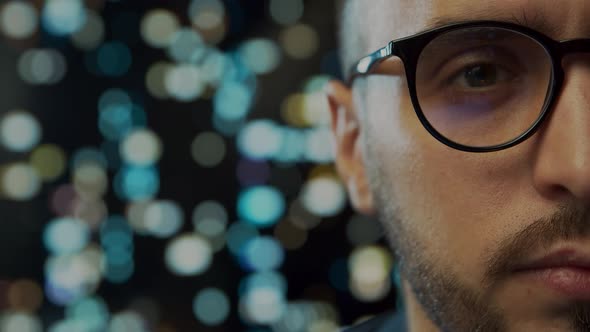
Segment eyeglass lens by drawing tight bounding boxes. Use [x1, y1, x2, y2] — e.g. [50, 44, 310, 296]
[415, 27, 553, 148]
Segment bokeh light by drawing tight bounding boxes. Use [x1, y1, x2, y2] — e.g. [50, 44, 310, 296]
[1, 163, 41, 201]
[71, 10, 105, 50]
[241, 236, 285, 271]
[126, 200, 152, 235]
[65, 296, 110, 332]
[144, 200, 184, 238]
[7, 279, 43, 313]
[237, 186, 285, 228]
[309, 320, 339, 332]
[305, 127, 334, 163]
[0, 1, 395, 330]
[281, 24, 320, 60]
[100, 216, 135, 284]
[18, 49, 67, 85]
[164, 64, 205, 101]
[240, 271, 287, 297]
[72, 198, 108, 229]
[226, 222, 259, 256]
[189, 0, 226, 44]
[191, 132, 226, 168]
[167, 28, 203, 63]
[165, 234, 213, 276]
[71, 148, 108, 170]
[0, 1, 38, 40]
[43, 217, 90, 255]
[72, 163, 108, 199]
[273, 301, 339, 332]
[0, 111, 42, 153]
[0, 312, 42, 332]
[42, 0, 86, 36]
[114, 166, 160, 202]
[120, 129, 163, 167]
[98, 88, 132, 111]
[193, 288, 230, 326]
[302, 91, 331, 127]
[141, 9, 180, 48]
[107, 311, 148, 332]
[238, 39, 281, 75]
[348, 246, 393, 302]
[240, 283, 286, 325]
[200, 50, 230, 85]
[98, 103, 146, 142]
[269, 0, 304, 25]
[192, 200, 228, 237]
[189, 0, 225, 30]
[45, 253, 102, 305]
[300, 176, 346, 217]
[213, 81, 253, 121]
[30, 144, 67, 182]
[145, 61, 173, 99]
[287, 199, 322, 230]
[237, 120, 283, 160]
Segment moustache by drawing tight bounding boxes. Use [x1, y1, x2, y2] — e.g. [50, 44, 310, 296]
[483, 205, 590, 285]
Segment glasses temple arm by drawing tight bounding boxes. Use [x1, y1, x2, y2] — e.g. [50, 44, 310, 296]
[347, 42, 394, 85]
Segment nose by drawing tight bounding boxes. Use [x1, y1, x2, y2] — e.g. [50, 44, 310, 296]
[532, 55, 590, 202]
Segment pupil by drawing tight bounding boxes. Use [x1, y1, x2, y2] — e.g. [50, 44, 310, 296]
[465, 64, 497, 87]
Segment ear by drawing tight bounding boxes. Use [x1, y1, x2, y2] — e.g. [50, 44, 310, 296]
[326, 80, 375, 215]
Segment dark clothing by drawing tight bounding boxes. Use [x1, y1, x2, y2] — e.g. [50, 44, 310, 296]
[343, 310, 407, 332]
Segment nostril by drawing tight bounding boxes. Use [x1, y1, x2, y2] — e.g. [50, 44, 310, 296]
[542, 184, 572, 201]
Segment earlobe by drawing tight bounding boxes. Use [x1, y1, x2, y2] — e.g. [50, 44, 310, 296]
[325, 80, 376, 215]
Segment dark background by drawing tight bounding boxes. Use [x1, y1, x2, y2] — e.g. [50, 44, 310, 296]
[0, 0, 399, 331]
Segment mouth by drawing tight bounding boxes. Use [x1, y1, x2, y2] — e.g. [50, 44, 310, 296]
[513, 248, 590, 299]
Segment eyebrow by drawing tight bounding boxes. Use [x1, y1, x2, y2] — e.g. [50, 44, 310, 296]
[425, 7, 561, 38]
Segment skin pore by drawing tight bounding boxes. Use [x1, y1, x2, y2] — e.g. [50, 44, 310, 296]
[328, 0, 590, 331]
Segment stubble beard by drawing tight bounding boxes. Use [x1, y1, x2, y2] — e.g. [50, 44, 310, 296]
[369, 168, 590, 332]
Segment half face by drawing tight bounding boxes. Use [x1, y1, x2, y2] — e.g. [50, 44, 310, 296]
[330, 0, 590, 331]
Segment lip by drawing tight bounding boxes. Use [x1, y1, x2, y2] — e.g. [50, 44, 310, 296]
[513, 248, 590, 299]
[514, 249, 590, 271]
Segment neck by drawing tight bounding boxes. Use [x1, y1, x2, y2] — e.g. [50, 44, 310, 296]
[401, 279, 441, 332]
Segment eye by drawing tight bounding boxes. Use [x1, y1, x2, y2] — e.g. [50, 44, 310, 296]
[451, 63, 515, 89]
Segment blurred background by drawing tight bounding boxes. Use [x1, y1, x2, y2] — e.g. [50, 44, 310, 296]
[0, 0, 400, 331]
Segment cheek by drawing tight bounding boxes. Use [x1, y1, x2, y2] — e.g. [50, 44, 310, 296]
[363, 78, 534, 282]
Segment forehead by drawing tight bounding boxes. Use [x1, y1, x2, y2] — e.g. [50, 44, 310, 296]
[363, 0, 589, 51]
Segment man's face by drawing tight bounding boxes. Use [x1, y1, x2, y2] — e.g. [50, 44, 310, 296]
[330, 0, 590, 331]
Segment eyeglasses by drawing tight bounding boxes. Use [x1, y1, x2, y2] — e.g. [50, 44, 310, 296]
[349, 21, 590, 153]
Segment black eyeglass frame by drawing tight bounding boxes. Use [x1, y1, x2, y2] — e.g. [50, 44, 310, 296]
[349, 20, 590, 153]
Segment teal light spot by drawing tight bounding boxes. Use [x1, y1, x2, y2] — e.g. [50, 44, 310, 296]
[193, 288, 230, 326]
[226, 222, 259, 256]
[213, 81, 253, 121]
[42, 0, 86, 36]
[98, 104, 146, 141]
[71, 148, 108, 170]
[239, 271, 287, 296]
[66, 297, 110, 332]
[237, 186, 285, 228]
[98, 89, 132, 111]
[114, 166, 159, 201]
[242, 236, 284, 271]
